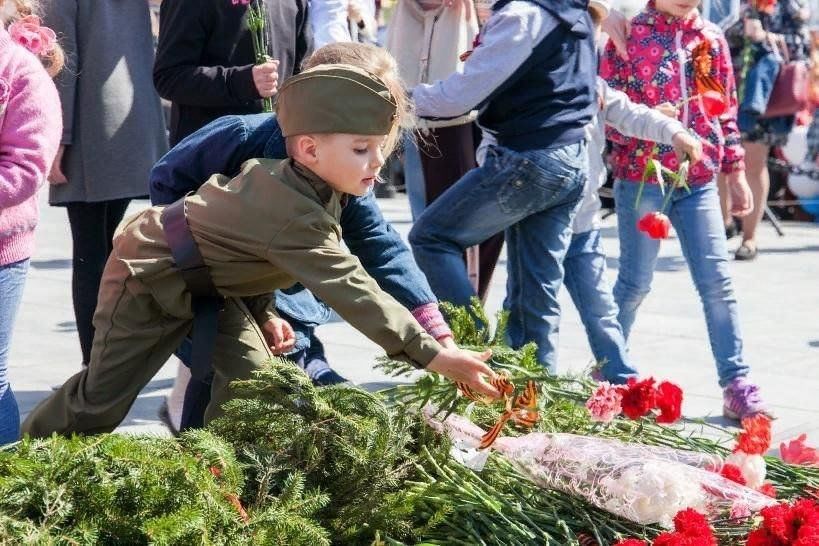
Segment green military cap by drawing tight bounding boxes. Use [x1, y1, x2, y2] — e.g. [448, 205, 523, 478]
[276, 64, 398, 138]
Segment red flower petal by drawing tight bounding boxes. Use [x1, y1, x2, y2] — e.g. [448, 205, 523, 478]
[655, 381, 683, 424]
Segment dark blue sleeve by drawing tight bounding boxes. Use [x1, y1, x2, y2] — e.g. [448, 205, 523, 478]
[149, 115, 262, 205]
[340, 192, 437, 309]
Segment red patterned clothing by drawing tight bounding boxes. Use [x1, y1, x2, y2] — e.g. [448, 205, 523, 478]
[600, 1, 745, 185]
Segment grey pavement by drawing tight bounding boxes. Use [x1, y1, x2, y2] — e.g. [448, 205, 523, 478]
[9, 190, 819, 449]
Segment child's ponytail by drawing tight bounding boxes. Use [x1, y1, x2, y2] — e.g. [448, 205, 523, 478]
[2, 0, 65, 77]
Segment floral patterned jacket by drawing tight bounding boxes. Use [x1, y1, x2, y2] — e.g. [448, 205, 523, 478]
[600, 1, 745, 185]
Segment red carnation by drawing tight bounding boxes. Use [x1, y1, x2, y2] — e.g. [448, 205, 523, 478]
[720, 463, 747, 485]
[699, 90, 728, 117]
[613, 540, 649, 546]
[637, 212, 671, 240]
[655, 381, 683, 424]
[759, 482, 778, 498]
[674, 508, 713, 537]
[619, 377, 658, 420]
[746, 528, 780, 546]
[736, 414, 772, 455]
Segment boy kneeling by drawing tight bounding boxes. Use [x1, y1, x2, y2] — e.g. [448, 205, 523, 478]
[24, 64, 499, 438]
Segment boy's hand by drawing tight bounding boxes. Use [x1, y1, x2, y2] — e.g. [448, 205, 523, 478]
[252, 59, 280, 98]
[655, 102, 679, 119]
[260, 316, 296, 355]
[426, 347, 501, 399]
[672, 131, 703, 164]
[727, 170, 754, 217]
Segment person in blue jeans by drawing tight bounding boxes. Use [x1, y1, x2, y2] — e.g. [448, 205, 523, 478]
[151, 44, 456, 430]
[409, 0, 597, 368]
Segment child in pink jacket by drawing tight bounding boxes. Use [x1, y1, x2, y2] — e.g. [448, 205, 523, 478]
[0, 0, 62, 444]
[600, 0, 768, 420]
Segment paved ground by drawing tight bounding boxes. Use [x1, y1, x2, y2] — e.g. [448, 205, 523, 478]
[9, 191, 819, 450]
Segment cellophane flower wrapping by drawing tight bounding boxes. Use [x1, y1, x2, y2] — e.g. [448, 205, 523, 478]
[424, 406, 777, 528]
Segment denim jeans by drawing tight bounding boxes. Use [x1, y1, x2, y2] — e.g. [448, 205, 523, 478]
[403, 134, 426, 221]
[0, 259, 29, 444]
[410, 141, 587, 369]
[613, 180, 749, 386]
[564, 229, 637, 383]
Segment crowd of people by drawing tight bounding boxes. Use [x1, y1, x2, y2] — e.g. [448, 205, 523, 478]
[0, 0, 816, 444]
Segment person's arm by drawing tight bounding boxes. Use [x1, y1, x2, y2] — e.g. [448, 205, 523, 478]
[713, 32, 745, 175]
[149, 115, 275, 205]
[411, 1, 553, 119]
[40, 0, 77, 147]
[309, 0, 350, 49]
[602, 82, 686, 146]
[0, 62, 62, 208]
[153, 0, 259, 107]
[340, 193, 452, 341]
[267, 211, 441, 367]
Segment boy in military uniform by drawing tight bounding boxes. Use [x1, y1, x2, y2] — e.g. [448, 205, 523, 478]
[23, 64, 500, 438]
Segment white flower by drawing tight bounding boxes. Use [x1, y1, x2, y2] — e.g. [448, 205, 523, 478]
[725, 451, 766, 489]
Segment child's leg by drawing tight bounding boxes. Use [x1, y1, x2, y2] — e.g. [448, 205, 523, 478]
[409, 146, 551, 308]
[563, 230, 638, 383]
[204, 296, 275, 425]
[668, 184, 749, 387]
[0, 259, 29, 444]
[612, 180, 663, 339]
[501, 142, 588, 370]
[21, 258, 191, 437]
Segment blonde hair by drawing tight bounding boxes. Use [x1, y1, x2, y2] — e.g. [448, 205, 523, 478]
[2, 0, 65, 77]
[302, 42, 411, 157]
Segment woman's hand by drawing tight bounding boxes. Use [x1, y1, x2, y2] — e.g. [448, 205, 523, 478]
[252, 59, 280, 98]
[260, 316, 296, 355]
[48, 145, 68, 185]
[744, 18, 767, 43]
[426, 347, 501, 399]
[727, 170, 754, 217]
[602, 9, 631, 60]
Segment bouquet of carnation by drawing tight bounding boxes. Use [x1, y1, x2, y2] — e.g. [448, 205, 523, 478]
[424, 406, 777, 528]
[233, 0, 273, 112]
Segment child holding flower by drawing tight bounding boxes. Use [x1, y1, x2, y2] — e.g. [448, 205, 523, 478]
[601, 0, 769, 420]
[0, 0, 63, 443]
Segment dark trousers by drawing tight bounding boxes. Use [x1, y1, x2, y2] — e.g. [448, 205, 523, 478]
[418, 124, 504, 299]
[66, 199, 131, 365]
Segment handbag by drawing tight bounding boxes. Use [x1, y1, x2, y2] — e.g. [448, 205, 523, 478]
[761, 36, 810, 118]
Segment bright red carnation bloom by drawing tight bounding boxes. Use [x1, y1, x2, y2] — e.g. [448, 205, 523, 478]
[637, 212, 671, 239]
[759, 482, 778, 498]
[654, 532, 716, 546]
[699, 90, 728, 117]
[746, 528, 781, 546]
[737, 414, 773, 455]
[655, 381, 683, 424]
[619, 377, 657, 420]
[673, 508, 712, 537]
[720, 463, 747, 485]
[613, 540, 649, 546]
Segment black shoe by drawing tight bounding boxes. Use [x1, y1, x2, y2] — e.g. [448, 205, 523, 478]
[158, 400, 180, 436]
[735, 242, 758, 261]
[310, 368, 349, 387]
[725, 223, 738, 239]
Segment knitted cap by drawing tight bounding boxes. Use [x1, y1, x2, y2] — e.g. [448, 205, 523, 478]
[275, 64, 397, 137]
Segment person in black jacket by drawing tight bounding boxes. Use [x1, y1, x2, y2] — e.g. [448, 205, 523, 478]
[153, 0, 312, 146]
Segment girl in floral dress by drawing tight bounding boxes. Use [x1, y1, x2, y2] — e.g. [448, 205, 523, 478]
[600, 0, 769, 420]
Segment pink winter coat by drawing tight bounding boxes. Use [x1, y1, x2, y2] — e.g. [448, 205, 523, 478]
[0, 26, 62, 265]
[600, 1, 745, 186]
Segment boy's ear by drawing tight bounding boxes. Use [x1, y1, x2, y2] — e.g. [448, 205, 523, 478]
[291, 135, 320, 165]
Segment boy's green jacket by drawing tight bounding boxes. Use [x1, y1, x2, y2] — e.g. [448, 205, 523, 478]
[113, 158, 441, 367]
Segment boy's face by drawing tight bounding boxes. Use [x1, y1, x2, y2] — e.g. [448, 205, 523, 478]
[305, 133, 387, 197]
